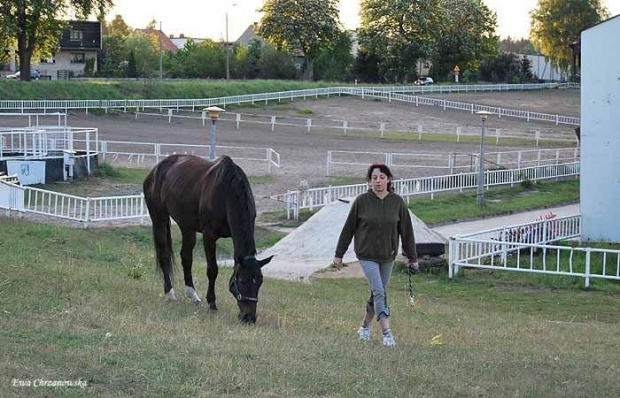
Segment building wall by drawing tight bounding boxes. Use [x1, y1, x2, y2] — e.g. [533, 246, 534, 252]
[518, 54, 568, 82]
[37, 50, 98, 80]
[580, 16, 620, 242]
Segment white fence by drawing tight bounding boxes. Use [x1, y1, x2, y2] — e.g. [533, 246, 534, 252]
[0, 112, 67, 127]
[0, 179, 145, 227]
[273, 162, 580, 219]
[326, 148, 580, 176]
[0, 83, 580, 126]
[97, 140, 281, 174]
[363, 90, 581, 126]
[448, 215, 620, 287]
[0, 126, 98, 161]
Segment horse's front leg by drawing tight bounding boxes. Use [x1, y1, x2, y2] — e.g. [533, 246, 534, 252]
[203, 234, 218, 311]
[180, 228, 200, 303]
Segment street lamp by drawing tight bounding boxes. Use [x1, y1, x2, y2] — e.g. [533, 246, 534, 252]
[204, 106, 225, 160]
[476, 111, 492, 205]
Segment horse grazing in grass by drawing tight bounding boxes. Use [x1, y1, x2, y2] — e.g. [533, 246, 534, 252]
[143, 154, 273, 323]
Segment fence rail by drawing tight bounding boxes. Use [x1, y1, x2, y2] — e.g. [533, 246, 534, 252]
[97, 140, 281, 174]
[448, 215, 620, 287]
[326, 148, 580, 176]
[0, 83, 580, 126]
[273, 162, 580, 219]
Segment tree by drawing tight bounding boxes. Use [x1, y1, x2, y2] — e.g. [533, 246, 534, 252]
[100, 14, 132, 77]
[0, 0, 113, 81]
[499, 37, 535, 54]
[354, 49, 381, 83]
[479, 53, 533, 83]
[257, 44, 296, 80]
[530, 0, 608, 72]
[430, 0, 498, 81]
[124, 32, 159, 77]
[259, 0, 340, 80]
[358, 0, 441, 83]
[104, 14, 131, 37]
[127, 50, 138, 78]
[313, 30, 354, 81]
[145, 18, 157, 30]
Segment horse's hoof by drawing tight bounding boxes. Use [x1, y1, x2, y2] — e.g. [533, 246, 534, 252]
[166, 288, 177, 301]
[185, 286, 201, 303]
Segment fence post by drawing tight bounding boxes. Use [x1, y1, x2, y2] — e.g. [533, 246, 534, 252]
[84, 198, 91, 229]
[556, 114, 559, 125]
[271, 116, 276, 132]
[326, 151, 331, 176]
[201, 111, 206, 126]
[380, 122, 385, 137]
[456, 126, 461, 142]
[156, 143, 161, 164]
[443, 99, 446, 110]
[168, 108, 173, 124]
[471, 103, 474, 114]
[495, 128, 500, 145]
[140, 194, 145, 226]
[415, 96, 419, 107]
[535, 130, 540, 147]
[418, 124, 423, 141]
[449, 153, 454, 174]
[306, 118, 312, 134]
[585, 248, 591, 288]
[343, 120, 348, 135]
[266, 148, 271, 174]
[527, 111, 530, 122]
[236, 113, 241, 130]
[517, 152, 522, 169]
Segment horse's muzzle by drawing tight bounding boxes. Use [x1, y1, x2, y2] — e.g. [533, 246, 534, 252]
[239, 313, 256, 324]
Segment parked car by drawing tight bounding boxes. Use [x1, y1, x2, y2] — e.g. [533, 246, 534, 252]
[5, 69, 41, 80]
[415, 76, 434, 85]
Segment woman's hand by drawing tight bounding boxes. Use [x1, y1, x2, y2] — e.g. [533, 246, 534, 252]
[407, 261, 419, 273]
[333, 257, 343, 271]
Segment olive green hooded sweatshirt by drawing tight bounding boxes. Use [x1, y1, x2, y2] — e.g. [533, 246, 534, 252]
[335, 190, 417, 263]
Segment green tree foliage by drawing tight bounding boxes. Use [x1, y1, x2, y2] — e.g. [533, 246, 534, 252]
[358, 0, 441, 83]
[259, 0, 340, 80]
[354, 49, 381, 83]
[313, 30, 354, 81]
[127, 50, 138, 78]
[0, 0, 112, 81]
[124, 32, 159, 77]
[257, 44, 296, 80]
[530, 0, 608, 72]
[430, 0, 498, 81]
[479, 53, 534, 83]
[499, 37, 536, 54]
[100, 14, 132, 77]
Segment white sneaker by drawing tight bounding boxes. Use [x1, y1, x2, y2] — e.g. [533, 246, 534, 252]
[382, 334, 396, 347]
[357, 326, 370, 341]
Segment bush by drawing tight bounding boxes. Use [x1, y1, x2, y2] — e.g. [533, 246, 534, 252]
[94, 162, 121, 178]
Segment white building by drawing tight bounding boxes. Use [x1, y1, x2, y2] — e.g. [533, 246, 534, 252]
[580, 14, 620, 242]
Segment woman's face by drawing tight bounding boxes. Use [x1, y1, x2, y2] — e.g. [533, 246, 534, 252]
[369, 168, 390, 194]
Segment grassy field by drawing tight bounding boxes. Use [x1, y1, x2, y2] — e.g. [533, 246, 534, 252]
[0, 79, 335, 100]
[1, 217, 619, 397]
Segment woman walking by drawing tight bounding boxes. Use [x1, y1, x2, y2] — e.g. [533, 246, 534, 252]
[334, 163, 418, 347]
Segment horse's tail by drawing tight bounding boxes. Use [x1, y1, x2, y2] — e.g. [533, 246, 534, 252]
[143, 158, 177, 286]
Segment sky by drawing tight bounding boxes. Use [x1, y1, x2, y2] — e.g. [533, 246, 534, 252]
[107, 0, 620, 42]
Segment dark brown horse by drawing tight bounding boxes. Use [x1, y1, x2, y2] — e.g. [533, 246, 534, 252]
[143, 154, 273, 323]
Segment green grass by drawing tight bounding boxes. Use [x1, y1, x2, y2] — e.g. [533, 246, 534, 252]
[1, 217, 619, 397]
[410, 179, 579, 225]
[0, 79, 336, 100]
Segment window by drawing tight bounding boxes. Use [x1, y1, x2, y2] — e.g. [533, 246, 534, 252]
[70, 29, 84, 41]
[71, 53, 85, 64]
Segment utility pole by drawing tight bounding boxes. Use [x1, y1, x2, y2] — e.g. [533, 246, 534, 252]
[159, 21, 163, 81]
[225, 12, 230, 80]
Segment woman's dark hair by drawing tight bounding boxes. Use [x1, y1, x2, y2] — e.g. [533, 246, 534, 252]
[367, 163, 393, 191]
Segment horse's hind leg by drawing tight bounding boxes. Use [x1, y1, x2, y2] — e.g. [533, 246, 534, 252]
[180, 228, 200, 303]
[150, 213, 176, 300]
[202, 234, 218, 311]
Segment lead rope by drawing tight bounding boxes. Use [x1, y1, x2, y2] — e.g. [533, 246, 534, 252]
[408, 268, 415, 307]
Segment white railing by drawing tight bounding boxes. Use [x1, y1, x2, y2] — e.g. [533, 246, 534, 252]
[448, 215, 620, 287]
[362, 90, 581, 126]
[0, 84, 580, 126]
[326, 148, 580, 176]
[0, 112, 67, 127]
[98, 140, 281, 174]
[0, 126, 99, 161]
[273, 162, 580, 219]
[132, 108, 579, 145]
[0, 179, 146, 227]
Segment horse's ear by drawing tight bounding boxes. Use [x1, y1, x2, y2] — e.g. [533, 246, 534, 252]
[258, 255, 274, 268]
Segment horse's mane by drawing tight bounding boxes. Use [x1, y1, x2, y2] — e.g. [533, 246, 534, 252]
[212, 156, 256, 256]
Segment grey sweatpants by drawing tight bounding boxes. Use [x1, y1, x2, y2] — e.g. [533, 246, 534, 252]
[359, 260, 394, 320]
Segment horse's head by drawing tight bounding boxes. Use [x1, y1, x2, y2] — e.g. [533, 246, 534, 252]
[229, 255, 274, 324]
